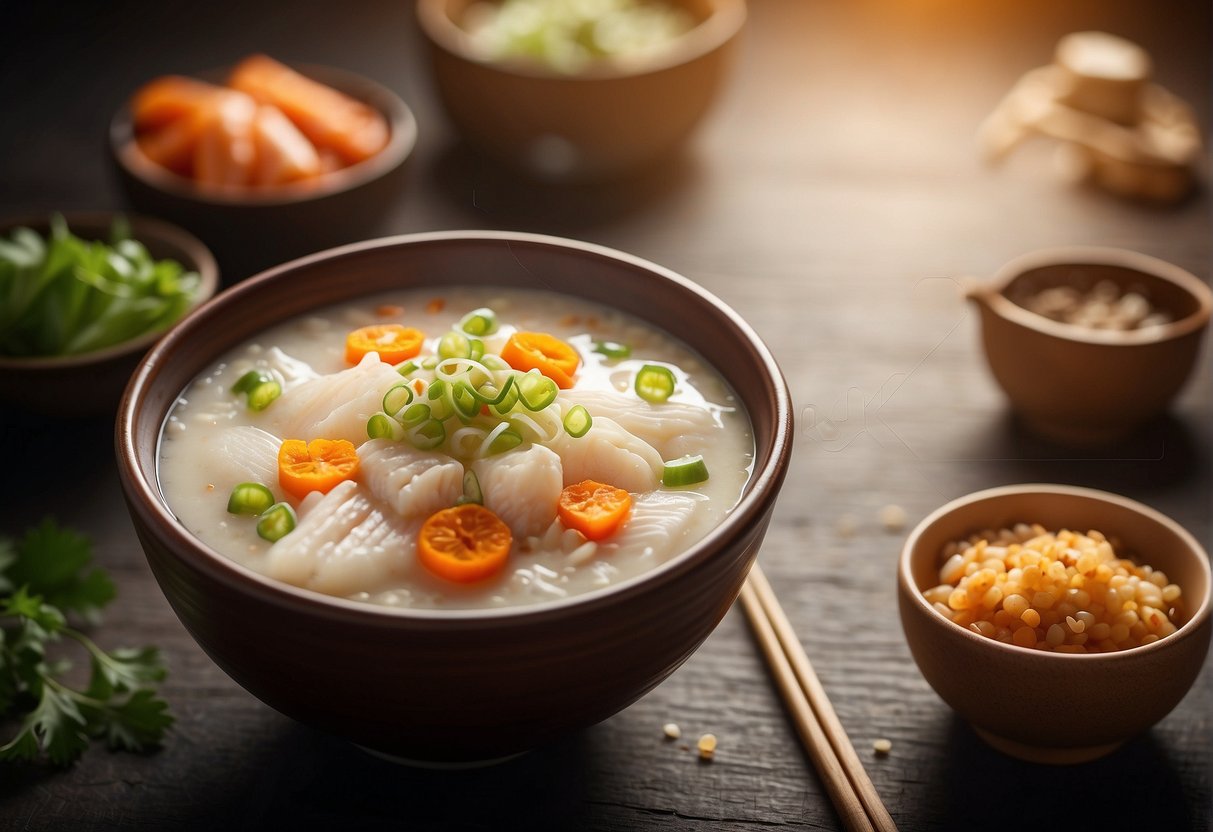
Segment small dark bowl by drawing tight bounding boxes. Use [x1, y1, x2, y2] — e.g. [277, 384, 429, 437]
[0, 212, 218, 417]
[117, 231, 793, 763]
[110, 63, 418, 280]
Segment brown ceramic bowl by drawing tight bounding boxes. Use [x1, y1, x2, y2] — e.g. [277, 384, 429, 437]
[0, 212, 218, 417]
[899, 484, 1212, 764]
[964, 247, 1212, 444]
[110, 63, 418, 280]
[117, 230, 793, 763]
[416, 0, 745, 181]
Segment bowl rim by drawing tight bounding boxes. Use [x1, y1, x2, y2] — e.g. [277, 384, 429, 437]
[117, 229, 794, 627]
[415, 0, 747, 82]
[898, 482, 1213, 662]
[110, 62, 418, 208]
[0, 211, 219, 368]
[966, 246, 1213, 346]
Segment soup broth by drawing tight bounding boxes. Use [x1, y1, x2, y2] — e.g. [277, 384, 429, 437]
[158, 287, 753, 610]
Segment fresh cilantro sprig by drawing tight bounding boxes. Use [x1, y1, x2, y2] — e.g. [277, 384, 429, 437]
[0, 519, 172, 766]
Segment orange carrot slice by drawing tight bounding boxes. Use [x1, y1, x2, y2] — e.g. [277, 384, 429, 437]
[345, 324, 425, 365]
[193, 92, 258, 189]
[135, 111, 208, 176]
[557, 480, 632, 541]
[500, 332, 579, 389]
[228, 54, 389, 166]
[251, 104, 322, 186]
[418, 505, 512, 583]
[132, 75, 226, 132]
[277, 438, 360, 500]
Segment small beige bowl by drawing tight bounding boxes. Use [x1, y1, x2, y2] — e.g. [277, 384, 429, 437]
[416, 0, 745, 180]
[898, 484, 1211, 764]
[964, 247, 1212, 444]
[0, 212, 218, 416]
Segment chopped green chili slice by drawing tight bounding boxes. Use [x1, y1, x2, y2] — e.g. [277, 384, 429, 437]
[408, 418, 446, 451]
[488, 428, 523, 455]
[662, 454, 709, 487]
[383, 383, 414, 417]
[247, 380, 282, 412]
[593, 340, 631, 359]
[452, 381, 480, 418]
[518, 372, 558, 411]
[635, 364, 676, 403]
[563, 404, 592, 438]
[227, 482, 276, 516]
[438, 331, 471, 360]
[459, 307, 498, 337]
[231, 369, 269, 394]
[399, 402, 431, 428]
[456, 469, 484, 506]
[367, 412, 403, 440]
[256, 503, 297, 542]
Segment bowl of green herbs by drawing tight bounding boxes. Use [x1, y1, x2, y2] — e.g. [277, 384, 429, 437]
[0, 212, 218, 416]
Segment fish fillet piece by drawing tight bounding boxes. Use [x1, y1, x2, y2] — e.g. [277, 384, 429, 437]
[268, 352, 400, 444]
[549, 416, 662, 493]
[605, 492, 704, 560]
[359, 439, 464, 519]
[265, 480, 417, 596]
[559, 389, 723, 458]
[213, 425, 282, 486]
[473, 444, 563, 538]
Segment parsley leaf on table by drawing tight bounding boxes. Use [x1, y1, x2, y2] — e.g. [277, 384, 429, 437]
[0, 518, 171, 766]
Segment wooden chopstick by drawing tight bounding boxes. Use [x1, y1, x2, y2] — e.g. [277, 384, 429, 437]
[739, 564, 898, 832]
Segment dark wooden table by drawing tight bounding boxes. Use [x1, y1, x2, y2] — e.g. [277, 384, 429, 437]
[2, 1, 1209, 829]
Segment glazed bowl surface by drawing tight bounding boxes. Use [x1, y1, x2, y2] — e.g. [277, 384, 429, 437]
[965, 247, 1212, 445]
[117, 230, 792, 762]
[110, 63, 418, 280]
[416, 0, 745, 180]
[0, 212, 218, 417]
[898, 484, 1211, 764]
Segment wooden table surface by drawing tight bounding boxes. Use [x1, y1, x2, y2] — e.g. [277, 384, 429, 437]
[2, 1, 1209, 829]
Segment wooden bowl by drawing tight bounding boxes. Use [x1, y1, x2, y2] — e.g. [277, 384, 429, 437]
[0, 212, 218, 417]
[964, 247, 1212, 444]
[416, 0, 746, 181]
[110, 64, 418, 280]
[898, 484, 1212, 764]
[116, 230, 793, 763]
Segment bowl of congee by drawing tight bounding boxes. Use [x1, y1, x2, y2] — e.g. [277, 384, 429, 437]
[117, 230, 792, 762]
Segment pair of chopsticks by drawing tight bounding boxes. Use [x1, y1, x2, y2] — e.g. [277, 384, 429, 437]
[739, 564, 898, 832]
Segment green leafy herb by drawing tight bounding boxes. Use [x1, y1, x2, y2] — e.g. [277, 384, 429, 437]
[0, 518, 171, 766]
[0, 215, 201, 358]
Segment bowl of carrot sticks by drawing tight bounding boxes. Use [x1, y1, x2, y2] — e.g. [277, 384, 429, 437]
[110, 55, 418, 278]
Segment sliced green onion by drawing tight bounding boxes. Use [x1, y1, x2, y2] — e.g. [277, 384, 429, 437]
[662, 454, 709, 487]
[488, 427, 523, 455]
[382, 383, 414, 417]
[635, 364, 676, 403]
[247, 380, 282, 412]
[468, 338, 485, 362]
[427, 379, 447, 400]
[492, 376, 520, 414]
[452, 381, 480, 418]
[593, 340, 631, 359]
[563, 404, 592, 438]
[231, 369, 269, 394]
[438, 331, 471, 360]
[367, 412, 404, 440]
[481, 354, 510, 372]
[459, 307, 498, 337]
[456, 469, 484, 506]
[421, 356, 439, 370]
[256, 503, 297, 542]
[518, 372, 558, 411]
[408, 418, 446, 451]
[226, 482, 276, 516]
[399, 402, 431, 428]
[396, 360, 419, 377]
